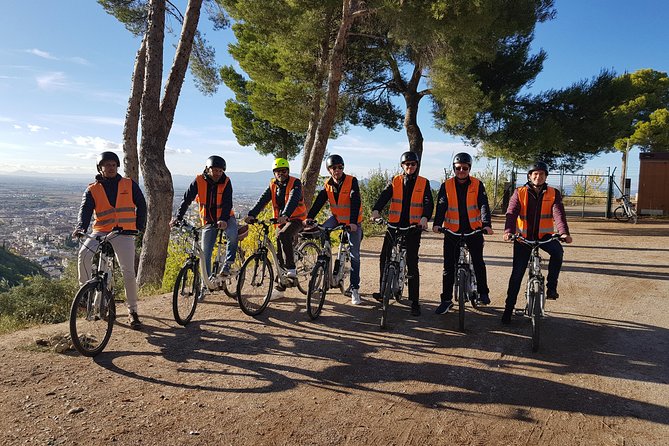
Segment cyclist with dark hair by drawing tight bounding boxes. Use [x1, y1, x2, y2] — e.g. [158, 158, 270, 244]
[245, 158, 307, 281]
[432, 152, 493, 315]
[306, 154, 364, 304]
[171, 155, 238, 300]
[73, 151, 147, 329]
[371, 151, 433, 316]
[502, 161, 573, 324]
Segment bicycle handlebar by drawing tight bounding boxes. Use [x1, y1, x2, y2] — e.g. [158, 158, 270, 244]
[438, 227, 484, 237]
[304, 219, 349, 232]
[373, 217, 420, 231]
[511, 233, 564, 246]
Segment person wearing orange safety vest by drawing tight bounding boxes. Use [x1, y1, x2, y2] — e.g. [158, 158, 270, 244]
[306, 154, 364, 305]
[432, 152, 493, 315]
[501, 161, 573, 325]
[245, 158, 306, 279]
[171, 155, 239, 300]
[73, 151, 147, 330]
[371, 151, 433, 317]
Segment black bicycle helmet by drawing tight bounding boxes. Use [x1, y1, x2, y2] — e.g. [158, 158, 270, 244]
[206, 155, 226, 171]
[97, 151, 120, 171]
[325, 154, 344, 168]
[528, 161, 549, 175]
[400, 151, 419, 164]
[453, 152, 473, 167]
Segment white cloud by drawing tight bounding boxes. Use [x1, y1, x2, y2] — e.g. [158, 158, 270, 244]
[71, 136, 121, 151]
[68, 56, 90, 66]
[36, 72, 68, 90]
[0, 116, 15, 123]
[13, 124, 22, 129]
[42, 114, 124, 127]
[27, 48, 57, 60]
[165, 146, 193, 155]
[27, 124, 49, 132]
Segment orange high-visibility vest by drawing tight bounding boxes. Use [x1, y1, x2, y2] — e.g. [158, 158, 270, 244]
[388, 175, 427, 224]
[325, 175, 363, 224]
[195, 174, 233, 226]
[89, 178, 137, 232]
[270, 176, 307, 223]
[442, 177, 483, 231]
[517, 186, 556, 238]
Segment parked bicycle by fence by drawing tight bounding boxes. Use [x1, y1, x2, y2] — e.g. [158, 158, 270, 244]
[510, 233, 565, 352]
[438, 228, 484, 332]
[614, 194, 638, 224]
[236, 218, 319, 316]
[69, 229, 134, 356]
[303, 220, 351, 320]
[374, 218, 416, 329]
[171, 221, 247, 326]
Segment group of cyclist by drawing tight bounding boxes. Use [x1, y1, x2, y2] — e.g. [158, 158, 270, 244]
[74, 149, 572, 331]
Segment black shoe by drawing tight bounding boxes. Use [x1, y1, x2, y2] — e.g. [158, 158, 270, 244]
[435, 301, 453, 315]
[410, 303, 421, 316]
[547, 289, 559, 300]
[372, 292, 383, 302]
[128, 312, 142, 330]
[501, 307, 512, 325]
[478, 294, 491, 305]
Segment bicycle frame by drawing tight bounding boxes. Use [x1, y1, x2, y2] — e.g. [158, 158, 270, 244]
[384, 222, 413, 299]
[247, 219, 296, 287]
[309, 222, 350, 290]
[78, 230, 122, 311]
[176, 222, 232, 291]
[441, 228, 482, 304]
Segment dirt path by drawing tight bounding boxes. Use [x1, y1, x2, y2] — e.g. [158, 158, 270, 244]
[1, 218, 668, 445]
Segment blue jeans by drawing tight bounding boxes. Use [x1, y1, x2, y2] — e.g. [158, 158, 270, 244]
[201, 216, 239, 277]
[324, 215, 362, 290]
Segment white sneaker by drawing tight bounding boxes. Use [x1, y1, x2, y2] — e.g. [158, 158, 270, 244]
[271, 287, 285, 300]
[198, 287, 207, 302]
[285, 268, 297, 279]
[351, 288, 362, 305]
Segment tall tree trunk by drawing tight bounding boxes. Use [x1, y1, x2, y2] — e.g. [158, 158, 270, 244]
[122, 36, 146, 183]
[137, 0, 203, 287]
[302, 0, 363, 205]
[402, 63, 425, 160]
[620, 140, 630, 193]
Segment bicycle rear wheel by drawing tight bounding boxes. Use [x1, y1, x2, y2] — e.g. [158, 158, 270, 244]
[173, 263, 200, 326]
[223, 246, 246, 299]
[613, 206, 630, 222]
[237, 254, 273, 316]
[530, 280, 542, 352]
[70, 282, 115, 357]
[306, 262, 327, 320]
[457, 268, 467, 332]
[295, 241, 320, 294]
[380, 264, 396, 329]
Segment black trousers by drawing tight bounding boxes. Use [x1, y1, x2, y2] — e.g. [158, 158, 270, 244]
[441, 231, 489, 302]
[379, 227, 422, 303]
[275, 220, 303, 269]
[505, 239, 564, 309]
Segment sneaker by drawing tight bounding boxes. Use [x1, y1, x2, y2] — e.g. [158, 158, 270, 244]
[372, 292, 383, 302]
[221, 264, 231, 276]
[271, 287, 285, 300]
[410, 303, 421, 316]
[285, 268, 297, 279]
[351, 288, 362, 305]
[501, 307, 513, 325]
[435, 301, 453, 315]
[128, 312, 142, 330]
[478, 294, 491, 305]
[547, 289, 559, 300]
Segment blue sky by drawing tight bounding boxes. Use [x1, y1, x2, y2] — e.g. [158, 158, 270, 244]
[1, 1, 667, 186]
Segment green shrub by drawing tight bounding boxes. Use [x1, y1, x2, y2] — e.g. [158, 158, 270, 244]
[0, 275, 77, 326]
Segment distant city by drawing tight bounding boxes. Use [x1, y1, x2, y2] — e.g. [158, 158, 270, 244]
[0, 172, 271, 279]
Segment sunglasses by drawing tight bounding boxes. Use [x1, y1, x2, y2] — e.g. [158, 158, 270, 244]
[403, 162, 418, 167]
[455, 166, 470, 172]
[329, 165, 344, 171]
[274, 168, 288, 174]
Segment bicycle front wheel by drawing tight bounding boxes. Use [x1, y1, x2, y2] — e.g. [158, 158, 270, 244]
[237, 254, 273, 316]
[70, 282, 115, 357]
[613, 206, 630, 222]
[223, 246, 246, 300]
[306, 262, 327, 320]
[457, 268, 467, 332]
[295, 241, 320, 294]
[173, 263, 200, 326]
[380, 264, 396, 329]
[530, 280, 543, 352]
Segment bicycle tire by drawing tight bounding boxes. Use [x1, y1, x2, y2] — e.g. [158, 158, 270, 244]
[613, 206, 629, 222]
[222, 246, 246, 300]
[530, 279, 542, 352]
[380, 264, 396, 329]
[70, 282, 115, 357]
[172, 263, 200, 326]
[237, 254, 273, 316]
[306, 262, 327, 320]
[295, 241, 320, 295]
[457, 268, 467, 332]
